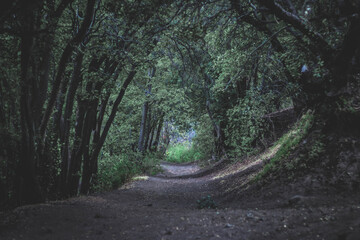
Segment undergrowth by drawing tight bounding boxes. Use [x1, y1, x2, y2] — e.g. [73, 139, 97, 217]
[255, 110, 314, 181]
[197, 195, 217, 209]
[165, 143, 204, 163]
[94, 151, 162, 191]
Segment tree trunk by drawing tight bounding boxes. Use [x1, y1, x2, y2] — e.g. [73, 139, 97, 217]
[144, 108, 153, 151]
[79, 100, 98, 195]
[153, 114, 164, 152]
[67, 101, 86, 196]
[148, 118, 157, 151]
[59, 50, 85, 196]
[39, 0, 97, 144]
[138, 101, 149, 153]
[138, 68, 155, 152]
[86, 69, 137, 193]
[16, 4, 43, 204]
[206, 100, 226, 156]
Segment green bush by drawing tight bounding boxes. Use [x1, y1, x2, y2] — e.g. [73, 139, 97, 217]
[94, 152, 142, 191]
[197, 195, 217, 209]
[142, 151, 164, 175]
[165, 143, 204, 163]
[225, 90, 274, 158]
[94, 150, 165, 191]
[192, 114, 215, 160]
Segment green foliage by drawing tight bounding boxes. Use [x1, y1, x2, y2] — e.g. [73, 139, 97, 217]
[95, 152, 142, 191]
[308, 138, 325, 161]
[165, 143, 203, 163]
[255, 111, 314, 181]
[95, 150, 164, 191]
[1, 0, 357, 206]
[197, 195, 217, 209]
[142, 152, 164, 175]
[225, 90, 275, 158]
[192, 115, 216, 160]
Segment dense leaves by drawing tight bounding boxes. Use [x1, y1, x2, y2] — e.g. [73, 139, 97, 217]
[0, 0, 359, 209]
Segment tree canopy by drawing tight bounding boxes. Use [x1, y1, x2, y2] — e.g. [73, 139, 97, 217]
[1, 0, 359, 208]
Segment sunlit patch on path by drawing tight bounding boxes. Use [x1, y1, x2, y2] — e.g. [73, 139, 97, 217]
[160, 162, 201, 176]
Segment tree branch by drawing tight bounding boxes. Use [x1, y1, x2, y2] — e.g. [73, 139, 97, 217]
[39, 0, 96, 143]
[256, 0, 334, 60]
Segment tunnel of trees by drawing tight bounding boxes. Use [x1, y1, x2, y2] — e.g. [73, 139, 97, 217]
[0, 0, 359, 208]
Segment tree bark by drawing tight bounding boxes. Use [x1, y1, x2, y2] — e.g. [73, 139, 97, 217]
[59, 50, 84, 196]
[148, 117, 157, 151]
[206, 100, 226, 156]
[138, 101, 149, 152]
[81, 69, 137, 194]
[144, 108, 153, 151]
[39, 0, 97, 144]
[67, 100, 86, 196]
[16, 2, 44, 204]
[153, 114, 164, 151]
[138, 68, 155, 153]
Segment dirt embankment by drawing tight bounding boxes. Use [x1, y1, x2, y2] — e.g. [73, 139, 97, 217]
[1, 160, 359, 240]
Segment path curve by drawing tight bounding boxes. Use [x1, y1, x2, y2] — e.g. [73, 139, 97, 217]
[1, 160, 359, 240]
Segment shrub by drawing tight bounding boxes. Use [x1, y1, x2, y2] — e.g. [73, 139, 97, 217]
[142, 151, 164, 175]
[94, 150, 165, 191]
[94, 152, 142, 191]
[165, 143, 204, 163]
[225, 91, 274, 158]
[192, 114, 215, 160]
[197, 195, 217, 209]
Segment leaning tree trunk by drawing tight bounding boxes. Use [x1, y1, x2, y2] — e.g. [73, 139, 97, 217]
[75, 66, 136, 194]
[39, 0, 97, 146]
[59, 49, 85, 196]
[256, 0, 360, 133]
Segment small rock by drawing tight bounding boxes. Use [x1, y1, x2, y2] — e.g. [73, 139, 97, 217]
[246, 212, 254, 219]
[225, 223, 234, 228]
[289, 195, 305, 205]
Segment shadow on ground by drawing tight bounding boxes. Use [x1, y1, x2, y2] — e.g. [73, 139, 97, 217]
[1, 160, 359, 240]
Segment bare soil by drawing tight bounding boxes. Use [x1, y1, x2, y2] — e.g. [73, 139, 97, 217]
[1, 160, 359, 240]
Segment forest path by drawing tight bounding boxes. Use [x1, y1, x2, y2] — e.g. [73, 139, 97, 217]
[159, 162, 201, 176]
[1, 161, 360, 240]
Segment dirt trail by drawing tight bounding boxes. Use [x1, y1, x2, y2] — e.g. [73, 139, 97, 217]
[159, 162, 201, 176]
[1, 161, 360, 240]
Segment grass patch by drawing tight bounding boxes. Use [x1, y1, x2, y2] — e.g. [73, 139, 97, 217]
[165, 143, 204, 163]
[254, 110, 314, 181]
